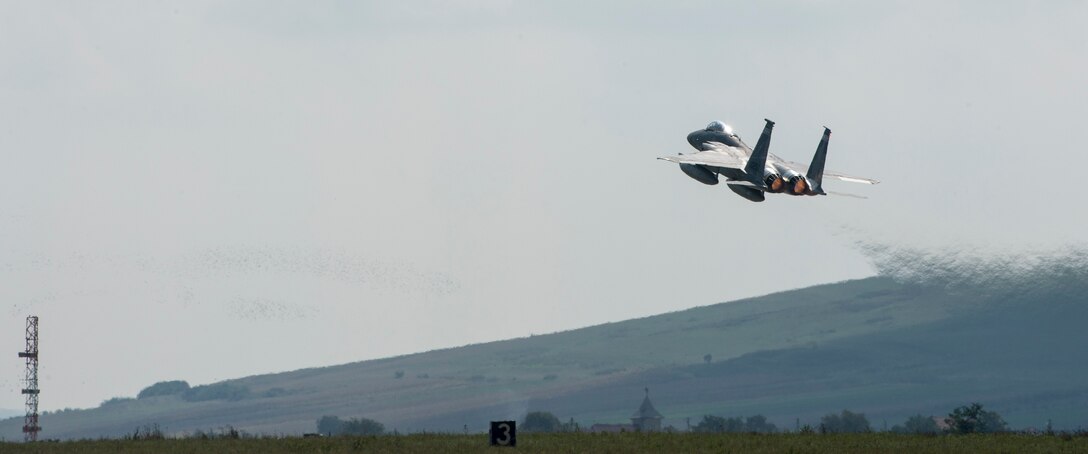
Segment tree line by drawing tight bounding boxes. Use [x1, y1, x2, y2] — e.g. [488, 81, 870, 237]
[523, 403, 1009, 435]
[316, 415, 385, 436]
[812, 404, 1007, 434]
[132, 380, 291, 403]
[124, 382, 1014, 437]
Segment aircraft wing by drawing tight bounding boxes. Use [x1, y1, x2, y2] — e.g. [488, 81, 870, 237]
[658, 144, 749, 170]
[775, 157, 880, 185]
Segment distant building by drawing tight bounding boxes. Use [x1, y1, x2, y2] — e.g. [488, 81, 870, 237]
[589, 388, 665, 433]
[631, 388, 663, 432]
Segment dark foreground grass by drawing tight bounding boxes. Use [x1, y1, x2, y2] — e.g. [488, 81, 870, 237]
[3, 433, 1088, 453]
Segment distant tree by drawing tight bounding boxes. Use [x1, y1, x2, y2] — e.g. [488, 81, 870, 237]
[893, 414, 939, 434]
[137, 380, 191, 399]
[100, 397, 135, 408]
[820, 410, 871, 433]
[181, 382, 251, 402]
[744, 415, 777, 433]
[703, 354, 712, 364]
[522, 411, 563, 433]
[693, 415, 725, 433]
[945, 403, 1007, 434]
[340, 417, 385, 435]
[317, 415, 343, 435]
[693, 415, 744, 433]
[975, 406, 1008, 433]
[261, 387, 290, 398]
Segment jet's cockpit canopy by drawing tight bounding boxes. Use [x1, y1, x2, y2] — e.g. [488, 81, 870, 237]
[706, 121, 734, 135]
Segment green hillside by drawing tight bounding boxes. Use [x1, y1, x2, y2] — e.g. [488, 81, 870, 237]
[4, 255, 1087, 439]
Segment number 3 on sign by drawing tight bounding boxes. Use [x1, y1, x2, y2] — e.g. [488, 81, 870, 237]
[490, 420, 516, 447]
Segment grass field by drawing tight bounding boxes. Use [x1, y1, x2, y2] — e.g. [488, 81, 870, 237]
[3, 433, 1088, 453]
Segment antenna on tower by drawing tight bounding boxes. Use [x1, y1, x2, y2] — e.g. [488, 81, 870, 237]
[17, 316, 40, 442]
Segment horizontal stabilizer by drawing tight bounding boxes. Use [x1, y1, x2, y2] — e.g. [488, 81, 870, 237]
[826, 190, 868, 199]
[725, 180, 762, 188]
[826, 174, 880, 185]
[777, 160, 880, 185]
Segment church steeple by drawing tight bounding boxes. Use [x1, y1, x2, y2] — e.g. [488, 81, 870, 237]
[631, 388, 664, 431]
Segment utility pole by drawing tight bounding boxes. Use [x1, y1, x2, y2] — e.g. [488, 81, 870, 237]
[17, 316, 40, 442]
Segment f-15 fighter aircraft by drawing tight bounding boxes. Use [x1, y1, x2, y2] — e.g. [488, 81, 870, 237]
[658, 119, 878, 202]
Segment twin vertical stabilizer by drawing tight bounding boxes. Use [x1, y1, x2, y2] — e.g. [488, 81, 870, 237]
[806, 127, 831, 192]
[743, 119, 775, 184]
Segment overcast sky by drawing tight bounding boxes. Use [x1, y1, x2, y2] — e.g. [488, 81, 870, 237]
[2, 1, 1086, 411]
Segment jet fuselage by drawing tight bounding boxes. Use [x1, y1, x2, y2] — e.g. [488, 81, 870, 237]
[684, 127, 764, 201]
[660, 119, 877, 202]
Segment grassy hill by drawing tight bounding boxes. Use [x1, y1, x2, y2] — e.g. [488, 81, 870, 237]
[4, 249, 1087, 439]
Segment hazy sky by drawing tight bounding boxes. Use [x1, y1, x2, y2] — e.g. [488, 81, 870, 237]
[2, 1, 1086, 411]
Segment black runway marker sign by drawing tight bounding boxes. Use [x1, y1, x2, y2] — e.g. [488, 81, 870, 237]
[489, 420, 516, 447]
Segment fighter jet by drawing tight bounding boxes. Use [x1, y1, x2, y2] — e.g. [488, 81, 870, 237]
[658, 119, 878, 202]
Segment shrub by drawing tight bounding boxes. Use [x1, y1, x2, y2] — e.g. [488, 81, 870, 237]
[192, 426, 247, 439]
[693, 415, 743, 433]
[341, 417, 385, 435]
[316, 415, 384, 435]
[892, 414, 939, 434]
[126, 423, 165, 440]
[820, 410, 871, 433]
[523, 411, 563, 433]
[744, 414, 777, 433]
[317, 415, 343, 435]
[693, 415, 775, 433]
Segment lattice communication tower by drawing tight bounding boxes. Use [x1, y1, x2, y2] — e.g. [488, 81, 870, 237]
[17, 315, 40, 442]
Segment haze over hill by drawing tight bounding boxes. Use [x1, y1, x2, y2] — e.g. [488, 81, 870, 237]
[2, 246, 1086, 439]
[4, 1, 1087, 416]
